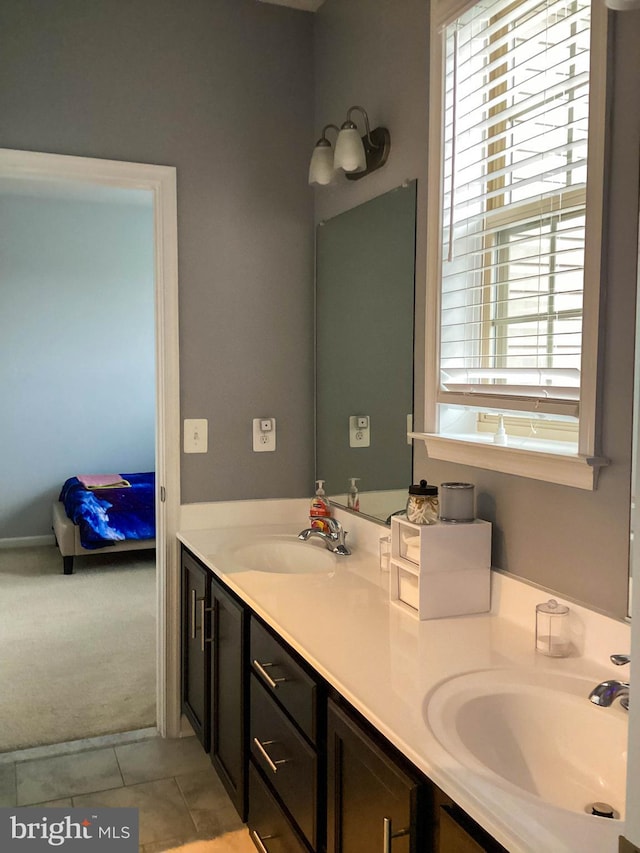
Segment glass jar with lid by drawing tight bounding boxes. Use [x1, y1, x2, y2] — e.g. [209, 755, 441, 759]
[406, 480, 439, 525]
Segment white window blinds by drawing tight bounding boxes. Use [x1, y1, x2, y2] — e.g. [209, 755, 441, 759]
[439, 0, 591, 416]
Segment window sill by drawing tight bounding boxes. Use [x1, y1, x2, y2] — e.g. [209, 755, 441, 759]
[408, 432, 608, 490]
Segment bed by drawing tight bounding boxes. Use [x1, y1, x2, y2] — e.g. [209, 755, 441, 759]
[52, 472, 156, 574]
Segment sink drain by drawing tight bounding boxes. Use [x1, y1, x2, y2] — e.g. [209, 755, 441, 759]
[586, 802, 619, 819]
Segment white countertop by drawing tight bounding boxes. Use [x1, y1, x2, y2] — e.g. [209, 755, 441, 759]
[177, 522, 625, 853]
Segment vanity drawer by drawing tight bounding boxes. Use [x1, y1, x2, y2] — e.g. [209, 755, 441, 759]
[251, 617, 318, 742]
[248, 763, 307, 853]
[250, 675, 318, 848]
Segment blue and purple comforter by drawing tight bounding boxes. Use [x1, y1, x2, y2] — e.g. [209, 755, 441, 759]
[59, 472, 156, 549]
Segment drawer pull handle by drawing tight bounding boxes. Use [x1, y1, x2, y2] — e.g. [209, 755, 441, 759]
[251, 830, 274, 853]
[252, 659, 287, 690]
[253, 737, 289, 774]
[383, 817, 410, 853]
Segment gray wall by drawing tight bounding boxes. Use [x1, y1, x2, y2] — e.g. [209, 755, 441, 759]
[314, 0, 640, 618]
[0, 193, 155, 538]
[0, 0, 315, 505]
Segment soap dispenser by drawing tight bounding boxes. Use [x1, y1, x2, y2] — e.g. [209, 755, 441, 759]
[347, 478, 360, 512]
[310, 480, 331, 532]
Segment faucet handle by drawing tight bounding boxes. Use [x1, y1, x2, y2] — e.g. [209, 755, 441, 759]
[611, 654, 630, 666]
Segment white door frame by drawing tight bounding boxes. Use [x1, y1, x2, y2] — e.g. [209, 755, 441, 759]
[0, 147, 182, 739]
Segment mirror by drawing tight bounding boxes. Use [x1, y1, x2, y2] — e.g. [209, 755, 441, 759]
[315, 181, 417, 523]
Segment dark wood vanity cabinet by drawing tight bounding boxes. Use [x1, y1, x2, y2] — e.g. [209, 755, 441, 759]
[181, 547, 248, 819]
[181, 549, 210, 750]
[327, 699, 429, 853]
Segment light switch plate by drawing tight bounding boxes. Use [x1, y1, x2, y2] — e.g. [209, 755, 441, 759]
[184, 418, 208, 453]
[253, 418, 276, 452]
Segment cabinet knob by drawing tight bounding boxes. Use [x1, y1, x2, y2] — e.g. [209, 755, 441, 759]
[383, 817, 410, 853]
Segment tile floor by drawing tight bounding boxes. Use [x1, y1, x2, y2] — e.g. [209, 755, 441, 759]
[0, 731, 247, 852]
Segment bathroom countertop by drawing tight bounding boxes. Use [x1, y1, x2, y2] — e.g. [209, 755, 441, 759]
[177, 523, 624, 853]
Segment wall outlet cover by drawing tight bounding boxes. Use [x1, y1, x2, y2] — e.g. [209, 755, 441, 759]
[349, 415, 370, 448]
[253, 418, 276, 452]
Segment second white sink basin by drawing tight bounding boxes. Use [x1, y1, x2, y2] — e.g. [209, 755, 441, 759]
[426, 668, 627, 819]
[216, 536, 336, 575]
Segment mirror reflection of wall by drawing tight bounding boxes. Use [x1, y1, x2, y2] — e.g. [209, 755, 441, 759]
[315, 181, 417, 523]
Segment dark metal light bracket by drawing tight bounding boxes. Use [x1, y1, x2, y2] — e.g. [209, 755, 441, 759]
[345, 126, 391, 181]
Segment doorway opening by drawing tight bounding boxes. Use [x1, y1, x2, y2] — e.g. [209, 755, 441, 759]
[0, 148, 181, 747]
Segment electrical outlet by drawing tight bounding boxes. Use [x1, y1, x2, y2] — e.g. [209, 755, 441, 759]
[253, 418, 276, 452]
[349, 415, 370, 448]
[184, 418, 208, 453]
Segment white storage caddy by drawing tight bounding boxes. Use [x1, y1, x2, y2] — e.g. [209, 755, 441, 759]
[390, 516, 492, 619]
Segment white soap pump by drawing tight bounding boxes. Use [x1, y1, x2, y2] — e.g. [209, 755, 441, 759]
[494, 414, 508, 446]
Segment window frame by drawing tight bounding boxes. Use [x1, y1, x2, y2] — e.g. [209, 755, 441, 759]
[416, 0, 610, 489]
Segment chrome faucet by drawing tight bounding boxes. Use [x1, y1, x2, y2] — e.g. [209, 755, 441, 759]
[589, 654, 630, 710]
[298, 517, 351, 555]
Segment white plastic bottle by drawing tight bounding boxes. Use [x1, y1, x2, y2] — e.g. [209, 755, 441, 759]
[347, 478, 360, 512]
[494, 414, 508, 446]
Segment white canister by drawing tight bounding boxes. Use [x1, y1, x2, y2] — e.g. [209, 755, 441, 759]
[439, 482, 475, 523]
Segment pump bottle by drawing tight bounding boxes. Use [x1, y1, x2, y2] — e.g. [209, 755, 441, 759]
[309, 480, 331, 532]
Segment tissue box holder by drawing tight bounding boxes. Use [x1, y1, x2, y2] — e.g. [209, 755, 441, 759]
[390, 516, 491, 620]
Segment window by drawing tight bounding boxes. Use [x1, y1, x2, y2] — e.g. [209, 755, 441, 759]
[421, 0, 609, 488]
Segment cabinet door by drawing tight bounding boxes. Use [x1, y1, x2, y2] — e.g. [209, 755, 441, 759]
[181, 550, 210, 750]
[327, 700, 428, 853]
[210, 574, 247, 820]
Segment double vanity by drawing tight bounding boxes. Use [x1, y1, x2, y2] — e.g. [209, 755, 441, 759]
[177, 509, 629, 852]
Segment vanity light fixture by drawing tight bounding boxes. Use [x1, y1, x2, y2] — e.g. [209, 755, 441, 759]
[308, 124, 340, 185]
[308, 106, 390, 185]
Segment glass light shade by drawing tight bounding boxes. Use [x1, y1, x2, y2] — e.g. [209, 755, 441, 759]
[308, 144, 336, 185]
[334, 127, 366, 173]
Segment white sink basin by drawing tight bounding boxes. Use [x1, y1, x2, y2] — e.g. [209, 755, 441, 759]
[426, 668, 627, 818]
[216, 536, 336, 575]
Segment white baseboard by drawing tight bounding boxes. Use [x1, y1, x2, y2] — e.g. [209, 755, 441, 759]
[0, 534, 56, 549]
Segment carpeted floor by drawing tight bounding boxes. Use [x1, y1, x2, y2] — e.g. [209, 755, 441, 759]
[0, 544, 156, 753]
